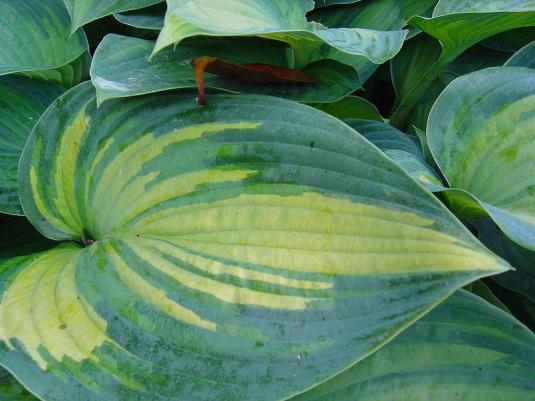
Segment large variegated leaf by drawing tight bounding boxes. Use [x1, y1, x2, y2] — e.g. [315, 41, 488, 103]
[288, 290, 535, 401]
[428, 67, 535, 250]
[62, 0, 163, 31]
[0, 77, 64, 214]
[346, 119, 443, 190]
[506, 40, 535, 67]
[153, 0, 407, 70]
[0, 0, 88, 76]
[0, 82, 507, 401]
[91, 34, 359, 105]
[390, 0, 535, 126]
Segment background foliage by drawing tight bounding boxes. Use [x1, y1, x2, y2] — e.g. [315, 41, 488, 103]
[0, 1, 534, 400]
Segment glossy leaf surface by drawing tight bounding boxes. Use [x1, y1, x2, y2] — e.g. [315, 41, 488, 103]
[0, 0, 88, 76]
[154, 0, 407, 69]
[0, 83, 507, 401]
[289, 290, 535, 401]
[91, 34, 359, 105]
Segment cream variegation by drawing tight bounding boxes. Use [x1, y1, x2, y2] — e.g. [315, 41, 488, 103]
[0, 82, 508, 401]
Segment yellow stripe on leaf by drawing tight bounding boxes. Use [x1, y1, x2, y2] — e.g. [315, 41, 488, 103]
[0, 247, 108, 370]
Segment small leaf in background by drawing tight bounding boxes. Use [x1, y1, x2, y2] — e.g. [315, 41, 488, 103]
[313, 0, 362, 9]
[427, 67, 535, 250]
[310, 96, 382, 121]
[18, 52, 92, 90]
[62, 0, 163, 31]
[308, 0, 405, 84]
[472, 217, 535, 304]
[346, 119, 443, 190]
[114, 2, 166, 30]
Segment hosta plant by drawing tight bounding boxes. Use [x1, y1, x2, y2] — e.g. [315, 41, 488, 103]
[0, 1, 534, 400]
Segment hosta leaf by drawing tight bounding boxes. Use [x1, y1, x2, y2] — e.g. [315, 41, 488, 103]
[19, 52, 91, 90]
[310, 97, 382, 121]
[114, 2, 166, 30]
[345, 120, 443, 190]
[390, 0, 535, 126]
[399, 0, 437, 20]
[506, 40, 535, 67]
[0, 82, 507, 401]
[0, 369, 36, 401]
[464, 280, 511, 314]
[482, 27, 535, 52]
[428, 67, 535, 250]
[313, 0, 361, 8]
[309, 0, 405, 83]
[402, 44, 509, 132]
[153, 0, 407, 70]
[91, 34, 359, 105]
[62, 0, 163, 31]
[288, 290, 535, 401]
[0, 0, 88, 76]
[0, 76, 64, 215]
[472, 218, 535, 303]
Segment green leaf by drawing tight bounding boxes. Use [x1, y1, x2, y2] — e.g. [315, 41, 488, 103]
[345, 119, 443, 190]
[1, 82, 507, 401]
[400, 44, 509, 132]
[482, 27, 535, 52]
[62, 0, 163, 31]
[399, 0, 437, 20]
[465, 279, 511, 314]
[427, 67, 535, 250]
[472, 217, 535, 303]
[0, 369, 37, 401]
[0, 76, 64, 215]
[309, 0, 405, 83]
[288, 290, 535, 401]
[91, 34, 359, 105]
[390, 0, 535, 127]
[18, 52, 91, 90]
[0, 0, 88, 76]
[310, 96, 382, 121]
[114, 2, 166, 30]
[506, 40, 535, 67]
[154, 0, 407, 70]
[314, 0, 361, 8]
